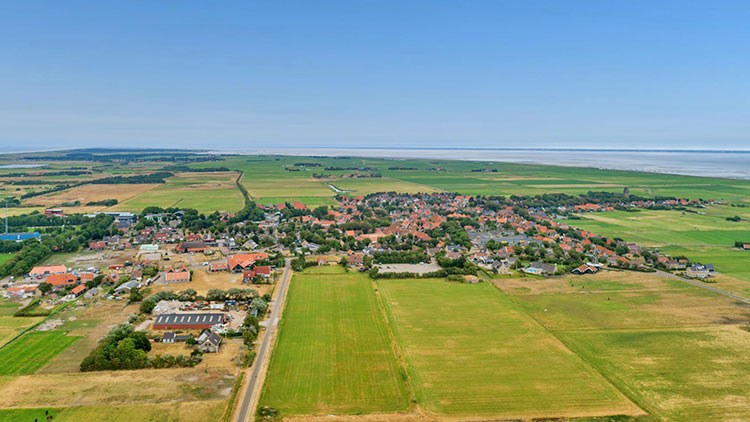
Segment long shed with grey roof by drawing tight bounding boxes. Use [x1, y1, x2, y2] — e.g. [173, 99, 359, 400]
[152, 313, 226, 330]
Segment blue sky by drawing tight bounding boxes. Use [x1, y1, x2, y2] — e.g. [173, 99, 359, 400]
[1, 1, 749, 151]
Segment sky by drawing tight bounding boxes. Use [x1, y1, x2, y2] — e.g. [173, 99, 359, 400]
[1, 1, 749, 151]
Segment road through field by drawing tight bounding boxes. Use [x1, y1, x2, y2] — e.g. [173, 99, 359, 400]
[236, 258, 292, 422]
[656, 270, 750, 304]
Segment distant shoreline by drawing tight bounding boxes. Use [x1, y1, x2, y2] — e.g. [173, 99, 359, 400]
[1, 146, 749, 179]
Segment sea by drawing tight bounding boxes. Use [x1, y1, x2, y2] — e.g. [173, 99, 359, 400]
[213, 148, 750, 180]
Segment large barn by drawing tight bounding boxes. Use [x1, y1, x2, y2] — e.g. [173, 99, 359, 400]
[152, 313, 227, 330]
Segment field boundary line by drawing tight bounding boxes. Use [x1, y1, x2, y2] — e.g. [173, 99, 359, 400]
[491, 281, 651, 419]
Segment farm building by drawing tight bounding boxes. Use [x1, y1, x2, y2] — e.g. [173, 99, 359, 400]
[176, 241, 206, 253]
[164, 267, 191, 283]
[29, 265, 67, 278]
[152, 313, 227, 330]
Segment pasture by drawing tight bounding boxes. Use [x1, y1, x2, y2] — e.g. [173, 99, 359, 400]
[259, 266, 410, 416]
[564, 206, 750, 293]
[0, 299, 45, 349]
[0, 331, 80, 375]
[115, 171, 244, 213]
[506, 270, 750, 421]
[377, 278, 639, 419]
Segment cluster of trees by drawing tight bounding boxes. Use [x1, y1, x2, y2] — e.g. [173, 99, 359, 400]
[86, 199, 118, 206]
[91, 172, 173, 184]
[0, 170, 91, 178]
[373, 251, 429, 264]
[80, 324, 202, 372]
[160, 165, 230, 172]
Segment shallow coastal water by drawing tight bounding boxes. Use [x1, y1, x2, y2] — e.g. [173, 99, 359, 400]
[215, 148, 750, 179]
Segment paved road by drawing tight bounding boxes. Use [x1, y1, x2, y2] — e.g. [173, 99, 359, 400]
[656, 270, 750, 304]
[236, 257, 293, 422]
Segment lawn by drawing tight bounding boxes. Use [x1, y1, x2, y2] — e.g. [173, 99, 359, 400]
[377, 278, 640, 419]
[506, 271, 750, 421]
[0, 254, 13, 265]
[0, 331, 80, 375]
[259, 266, 410, 416]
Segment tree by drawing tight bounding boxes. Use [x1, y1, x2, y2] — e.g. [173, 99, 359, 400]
[38, 282, 52, 295]
[250, 297, 268, 316]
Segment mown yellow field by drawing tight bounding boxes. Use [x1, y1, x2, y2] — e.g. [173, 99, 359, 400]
[24, 183, 159, 212]
[0, 366, 235, 408]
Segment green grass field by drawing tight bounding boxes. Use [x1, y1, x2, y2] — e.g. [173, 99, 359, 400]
[211, 155, 750, 207]
[563, 206, 750, 294]
[116, 171, 244, 213]
[259, 266, 410, 416]
[0, 254, 12, 265]
[377, 278, 639, 418]
[0, 300, 44, 349]
[0, 331, 80, 375]
[506, 271, 750, 421]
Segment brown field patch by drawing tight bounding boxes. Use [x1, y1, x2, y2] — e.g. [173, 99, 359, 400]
[24, 183, 159, 211]
[0, 366, 235, 408]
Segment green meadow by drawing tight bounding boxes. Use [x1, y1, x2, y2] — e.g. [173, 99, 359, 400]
[507, 271, 750, 421]
[0, 331, 80, 375]
[563, 207, 750, 293]
[0, 300, 44, 349]
[377, 278, 639, 418]
[0, 254, 12, 266]
[259, 266, 410, 416]
[115, 171, 244, 213]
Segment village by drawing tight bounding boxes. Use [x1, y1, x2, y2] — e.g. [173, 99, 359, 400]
[2, 190, 723, 327]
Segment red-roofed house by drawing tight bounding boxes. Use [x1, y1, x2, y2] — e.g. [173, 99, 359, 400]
[254, 266, 272, 278]
[165, 267, 191, 283]
[71, 284, 86, 297]
[46, 273, 77, 288]
[243, 269, 256, 282]
[89, 241, 106, 251]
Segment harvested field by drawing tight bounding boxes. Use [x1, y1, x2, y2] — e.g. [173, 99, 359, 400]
[0, 367, 235, 408]
[23, 183, 159, 212]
